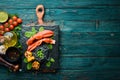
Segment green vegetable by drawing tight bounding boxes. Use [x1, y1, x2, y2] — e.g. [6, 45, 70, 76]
[25, 32, 34, 38]
[39, 26, 44, 32]
[37, 50, 44, 59]
[27, 62, 32, 70]
[50, 58, 55, 63]
[23, 58, 28, 63]
[14, 25, 22, 31]
[25, 27, 37, 38]
[45, 58, 55, 67]
[50, 36, 54, 39]
[46, 61, 51, 67]
[15, 41, 22, 49]
[47, 44, 53, 49]
[13, 25, 22, 49]
[8, 14, 18, 18]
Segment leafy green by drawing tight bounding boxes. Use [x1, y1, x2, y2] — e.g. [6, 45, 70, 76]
[25, 32, 34, 38]
[14, 25, 22, 31]
[15, 41, 22, 49]
[8, 14, 18, 18]
[32, 27, 37, 32]
[13, 25, 22, 50]
[39, 26, 44, 32]
[25, 27, 37, 38]
[27, 62, 32, 70]
[50, 58, 55, 63]
[37, 50, 44, 59]
[23, 58, 28, 63]
[46, 61, 51, 67]
[45, 58, 55, 67]
[47, 44, 53, 49]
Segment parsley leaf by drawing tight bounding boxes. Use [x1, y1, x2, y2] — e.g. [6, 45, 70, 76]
[37, 50, 44, 59]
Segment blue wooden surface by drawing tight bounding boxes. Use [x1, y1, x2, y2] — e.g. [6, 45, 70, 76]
[0, 0, 120, 80]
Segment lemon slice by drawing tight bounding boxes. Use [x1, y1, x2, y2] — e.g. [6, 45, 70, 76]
[0, 11, 8, 23]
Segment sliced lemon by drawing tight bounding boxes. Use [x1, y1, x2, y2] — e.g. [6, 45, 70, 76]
[0, 11, 8, 23]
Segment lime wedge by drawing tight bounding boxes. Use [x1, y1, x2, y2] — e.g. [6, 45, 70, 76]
[0, 11, 8, 23]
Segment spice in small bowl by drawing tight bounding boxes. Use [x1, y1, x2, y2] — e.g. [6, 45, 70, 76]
[5, 47, 20, 63]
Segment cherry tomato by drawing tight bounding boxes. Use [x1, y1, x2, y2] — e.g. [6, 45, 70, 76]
[13, 21, 18, 27]
[9, 25, 14, 30]
[17, 18, 22, 24]
[5, 28, 10, 32]
[12, 16, 18, 21]
[0, 25, 4, 30]
[4, 22, 9, 28]
[0, 34, 2, 36]
[0, 30, 4, 35]
[8, 19, 13, 24]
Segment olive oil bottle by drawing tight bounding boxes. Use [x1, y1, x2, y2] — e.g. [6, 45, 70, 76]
[3, 31, 17, 48]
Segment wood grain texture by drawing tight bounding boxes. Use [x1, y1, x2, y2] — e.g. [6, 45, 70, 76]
[0, 0, 120, 80]
[2, 8, 120, 21]
[0, 0, 120, 9]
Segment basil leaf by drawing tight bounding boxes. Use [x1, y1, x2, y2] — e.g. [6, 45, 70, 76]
[24, 27, 37, 38]
[47, 44, 53, 49]
[23, 58, 28, 63]
[39, 27, 44, 32]
[50, 58, 55, 63]
[46, 61, 51, 67]
[27, 62, 32, 70]
[32, 27, 37, 32]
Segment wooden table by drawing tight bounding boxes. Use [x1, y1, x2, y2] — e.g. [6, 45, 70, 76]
[0, 0, 120, 80]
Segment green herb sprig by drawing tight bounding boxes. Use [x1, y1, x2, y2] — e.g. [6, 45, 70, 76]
[37, 50, 44, 59]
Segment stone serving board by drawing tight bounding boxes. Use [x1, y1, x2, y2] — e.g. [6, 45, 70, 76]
[19, 25, 59, 72]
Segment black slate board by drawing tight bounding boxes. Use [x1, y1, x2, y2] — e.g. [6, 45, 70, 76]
[19, 25, 59, 72]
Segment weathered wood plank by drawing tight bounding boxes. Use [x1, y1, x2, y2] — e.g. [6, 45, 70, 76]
[60, 45, 120, 57]
[0, 0, 120, 80]
[60, 57, 120, 70]
[0, 0, 120, 9]
[58, 21, 120, 32]
[2, 8, 120, 21]
[0, 70, 120, 80]
[60, 32, 120, 56]
[1, 57, 120, 72]
[98, 21, 120, 32]
[60, 32, 120, 45]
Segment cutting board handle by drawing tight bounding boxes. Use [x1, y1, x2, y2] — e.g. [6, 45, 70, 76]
[36, 5, 44, 25]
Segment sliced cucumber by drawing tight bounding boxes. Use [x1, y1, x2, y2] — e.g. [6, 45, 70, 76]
[0, 11, 8, 23]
